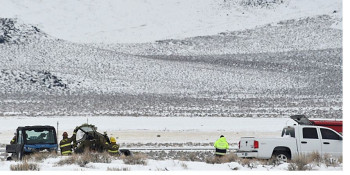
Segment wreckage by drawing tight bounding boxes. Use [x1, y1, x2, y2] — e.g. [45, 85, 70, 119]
[73, 123, 131, 156]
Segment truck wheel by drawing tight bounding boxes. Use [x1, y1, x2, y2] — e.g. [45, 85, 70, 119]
[273, 151, 290, 162]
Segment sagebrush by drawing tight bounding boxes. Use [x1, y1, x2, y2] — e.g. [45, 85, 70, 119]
[121, 153, 147, 165]
[10, 161, 40, 171]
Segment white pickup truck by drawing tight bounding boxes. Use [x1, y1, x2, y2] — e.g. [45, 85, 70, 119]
[236, 115, 343, 162]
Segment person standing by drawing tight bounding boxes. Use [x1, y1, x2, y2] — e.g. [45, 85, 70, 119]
[214, 135, 229, 157]
[107, 137, 120, 155]
[59, 128, 78, 155]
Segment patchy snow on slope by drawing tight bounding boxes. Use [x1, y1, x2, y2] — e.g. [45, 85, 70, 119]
[0, 18, 50, 44]
[0, 0, 342, 43]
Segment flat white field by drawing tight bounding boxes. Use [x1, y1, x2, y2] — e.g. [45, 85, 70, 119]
[0, 116, 294, 145]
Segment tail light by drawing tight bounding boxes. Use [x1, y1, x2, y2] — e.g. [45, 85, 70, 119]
[254, 140, 259, 149]
[238, 141, 241, 149]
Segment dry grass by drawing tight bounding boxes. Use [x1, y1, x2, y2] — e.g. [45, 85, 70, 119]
[288, 154, 312, 171]
[323, 153, 341, 167]
[222, 153, 239, 162]
[25, 152, 58, 162]
[290, 152, 342, 169]
[260, 155, 280, 166]
[55, 152, 113, 167]
[238, 158, 260, 169]
[205, 153, 239, 164]
[10, 161, 40, 171]
[307, 151, 322, 165]
[120, 153, 147, 165]
[55, 155, 78, 166]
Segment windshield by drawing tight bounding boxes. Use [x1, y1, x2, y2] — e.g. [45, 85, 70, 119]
[76, 126, 95, 142]
[24, 129, 56, 144]
[80, 126, 94, 132]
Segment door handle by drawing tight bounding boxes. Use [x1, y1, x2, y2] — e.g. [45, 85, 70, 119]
[323, 142, 330, 144]
[301, 141, 307, 144]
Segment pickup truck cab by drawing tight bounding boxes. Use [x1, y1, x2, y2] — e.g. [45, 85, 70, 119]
[6, 125, 58, 160]
[236, 116, 342, 162]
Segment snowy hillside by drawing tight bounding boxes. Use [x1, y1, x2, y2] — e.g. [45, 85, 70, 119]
[0, 0, 342, 43]
[0, 0, 342, 117]
[104, 15, 342, 55]
[0, 18, 50, 44]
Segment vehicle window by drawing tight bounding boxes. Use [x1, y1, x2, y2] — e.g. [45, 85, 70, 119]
[18, 130, 23, 144]
[25, 129, 56, 144]
[303, 128, 318, 139]
[321, 128, 342, 140]
[80, 126, 94, 132]
[76, 130, 86, 142]
[281, 127, 295, 138]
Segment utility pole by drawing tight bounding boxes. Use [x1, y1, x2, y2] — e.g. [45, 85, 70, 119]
[56, 121, 59, 143]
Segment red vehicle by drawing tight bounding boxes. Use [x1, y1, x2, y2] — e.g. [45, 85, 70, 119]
[310, 120, 342, 134]
[291, 115, 342, 134]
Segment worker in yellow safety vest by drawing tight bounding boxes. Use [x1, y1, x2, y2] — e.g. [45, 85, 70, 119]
[59, 128, 78, 155]
[214, 135, 229, 157]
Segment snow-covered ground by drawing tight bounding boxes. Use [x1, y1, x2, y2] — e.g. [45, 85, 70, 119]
[0, 116, 294, 144]
[0, 157, 342, 171]
[0, 0, 342, 43]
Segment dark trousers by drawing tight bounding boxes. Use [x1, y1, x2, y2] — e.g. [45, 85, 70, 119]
[215, 148, 226, 156]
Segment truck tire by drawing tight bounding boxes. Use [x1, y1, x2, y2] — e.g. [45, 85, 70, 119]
[273, 151, 290, 162]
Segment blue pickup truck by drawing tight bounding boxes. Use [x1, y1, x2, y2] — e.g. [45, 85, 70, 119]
[6, 125, 58, 160]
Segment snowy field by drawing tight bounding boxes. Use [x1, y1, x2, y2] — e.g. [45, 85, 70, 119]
[0, 116, 293, 144]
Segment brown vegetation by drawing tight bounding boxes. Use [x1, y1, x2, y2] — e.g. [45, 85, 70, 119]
[55, 151, 113, 167]
[10, 161, 40, 171]
[120, 153, 148, 165]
